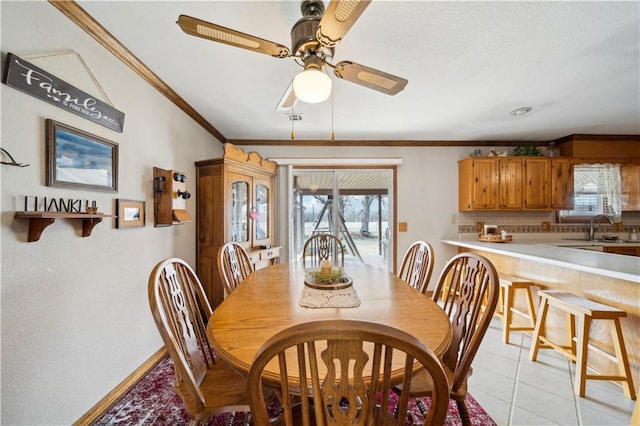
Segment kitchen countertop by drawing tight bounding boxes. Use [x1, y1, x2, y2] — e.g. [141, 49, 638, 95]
[442, 235, 640, 283]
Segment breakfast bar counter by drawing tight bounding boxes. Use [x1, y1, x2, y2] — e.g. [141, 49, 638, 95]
[442, 235, 640, 392]
[441, 236, 640, 283]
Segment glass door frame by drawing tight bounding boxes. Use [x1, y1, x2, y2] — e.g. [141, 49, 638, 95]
[290, 166, 396, 271]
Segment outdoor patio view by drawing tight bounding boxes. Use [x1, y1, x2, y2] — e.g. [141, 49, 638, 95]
[293, 170, 392, 270]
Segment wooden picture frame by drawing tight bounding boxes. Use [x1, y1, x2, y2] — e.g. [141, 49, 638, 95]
[116, 199, 145, 228]
[46, 119, 118, 192]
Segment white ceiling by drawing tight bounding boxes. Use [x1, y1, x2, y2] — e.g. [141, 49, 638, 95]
[76, 1, 640, 143]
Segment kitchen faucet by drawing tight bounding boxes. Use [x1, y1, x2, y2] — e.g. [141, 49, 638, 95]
[588, 214, 616, 241]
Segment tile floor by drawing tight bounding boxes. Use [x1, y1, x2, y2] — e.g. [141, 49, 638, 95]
[467, 317, 636, 425]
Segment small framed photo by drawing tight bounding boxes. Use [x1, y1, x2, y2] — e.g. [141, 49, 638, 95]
[46, 119, 118, 192]
[116, 199, 145, 228]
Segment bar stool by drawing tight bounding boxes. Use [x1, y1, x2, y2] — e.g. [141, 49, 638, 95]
[529, 290, 636, 400]
[494, 274, 537, 344]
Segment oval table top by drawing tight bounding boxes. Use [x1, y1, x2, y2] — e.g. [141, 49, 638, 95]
[208, 262, 452, 383]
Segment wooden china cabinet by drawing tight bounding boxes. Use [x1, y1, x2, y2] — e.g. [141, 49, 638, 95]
[195, 144, 279, 308]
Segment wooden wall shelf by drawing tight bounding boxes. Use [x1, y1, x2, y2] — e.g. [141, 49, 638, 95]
[14, 212, 113, 242]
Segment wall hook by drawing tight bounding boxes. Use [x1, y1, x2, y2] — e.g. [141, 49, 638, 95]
[1, 148, 30, 167]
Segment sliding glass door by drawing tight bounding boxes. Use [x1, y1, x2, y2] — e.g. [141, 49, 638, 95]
[292, 169, 393, 270]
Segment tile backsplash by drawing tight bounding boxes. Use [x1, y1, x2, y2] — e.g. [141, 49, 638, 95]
[458, 211, 640, 234]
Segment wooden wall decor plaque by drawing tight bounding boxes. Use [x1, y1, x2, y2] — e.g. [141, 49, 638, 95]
[2, 52, 125, 132]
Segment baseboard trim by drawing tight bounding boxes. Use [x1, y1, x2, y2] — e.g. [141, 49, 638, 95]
[73, 347, 167, 425]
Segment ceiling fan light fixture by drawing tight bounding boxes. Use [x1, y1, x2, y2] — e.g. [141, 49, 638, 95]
[293, 68, 332, 103]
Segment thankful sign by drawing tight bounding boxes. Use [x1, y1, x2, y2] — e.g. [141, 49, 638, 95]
[19, 195, 98, 213]
[2, 53, 125, 132]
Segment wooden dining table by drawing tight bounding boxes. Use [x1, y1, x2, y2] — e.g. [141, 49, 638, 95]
[208, 262, 452, 385]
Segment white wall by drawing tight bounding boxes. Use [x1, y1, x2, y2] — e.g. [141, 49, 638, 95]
[1, 2, 222, 424]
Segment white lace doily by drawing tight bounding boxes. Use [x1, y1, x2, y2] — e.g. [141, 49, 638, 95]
[299, 285, 361, 308]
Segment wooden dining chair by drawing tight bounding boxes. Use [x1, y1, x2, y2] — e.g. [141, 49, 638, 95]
[148, 258, 250, 425]
[302, 233, 345, 268]
[394, 252, 499, 426]
[397, 240, 435, 294]
[247, 319, 450, 426]
[217, 241, 254, 298]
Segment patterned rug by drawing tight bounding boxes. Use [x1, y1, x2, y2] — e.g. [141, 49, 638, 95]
[94, 356, 496, 425]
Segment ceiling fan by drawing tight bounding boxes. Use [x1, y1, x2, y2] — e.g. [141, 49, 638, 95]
[176, 0, 408, 109]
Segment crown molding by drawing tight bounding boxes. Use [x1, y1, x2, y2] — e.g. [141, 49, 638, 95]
[48, 0, 226, 143]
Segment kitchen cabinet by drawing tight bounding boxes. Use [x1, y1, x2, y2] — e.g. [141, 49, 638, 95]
[554, 135, 640, 158]
[459, 157, 573, 211]
[499, 158, 524, 209]
[621, 163, 640, 211]
[603, 246, 640, 257]
[458, 158, 498, 210]
[523, 158, 550, 209]
[472, 158, 499, 209]
[550, 158, 574, 209]
[195, 143, 279, 308]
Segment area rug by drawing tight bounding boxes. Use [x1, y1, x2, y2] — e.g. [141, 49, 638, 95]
[93, 356, 496, 425]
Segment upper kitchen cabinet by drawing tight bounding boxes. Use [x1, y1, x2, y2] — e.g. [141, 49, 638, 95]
[550, 158, 574, 209]
[195, 144, 278, 308]
[523, 158, 550, 209]
[621, 162, 640, 211]
[554, 134, 640, 159]
[499, 158, 524, 209]
[459, 158, 499, 210]
[459, 157, 574, 211]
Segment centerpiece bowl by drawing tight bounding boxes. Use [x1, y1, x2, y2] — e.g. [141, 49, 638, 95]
[304, 268, 353, 290]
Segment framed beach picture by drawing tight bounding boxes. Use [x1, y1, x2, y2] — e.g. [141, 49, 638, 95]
[116, 199, 145, 228]
[46, 119, 118, 191]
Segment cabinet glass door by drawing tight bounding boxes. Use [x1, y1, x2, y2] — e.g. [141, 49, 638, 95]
[231, 180, 249, 242]
[255, 183, 269, 240]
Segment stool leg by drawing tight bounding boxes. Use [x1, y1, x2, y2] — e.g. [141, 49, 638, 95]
[575, 314, 590, 397]
[503, 286, 513, 344]
[525, 287, 537, 329]
[530, 297, 549, 361]
[610, 319, 636, 400]
[496, 286, 504, 316]
[568, 312, 577, 360]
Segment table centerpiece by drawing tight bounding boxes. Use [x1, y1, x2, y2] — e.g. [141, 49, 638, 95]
[304, 260, 353, 290]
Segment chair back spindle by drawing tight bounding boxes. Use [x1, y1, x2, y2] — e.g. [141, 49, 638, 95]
[302, 234, 345, 269]
[218, 242, 254, 298]
[397, 240, 435, 294]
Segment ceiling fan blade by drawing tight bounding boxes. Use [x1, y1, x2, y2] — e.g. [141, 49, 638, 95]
[316, 0, 372, 47]
[334, 61, 408, 95]
[275, 80, 299, 111]
[177, 15, 291, 58]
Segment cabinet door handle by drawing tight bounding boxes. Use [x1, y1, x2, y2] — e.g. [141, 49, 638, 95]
[267, 250, 273, 256]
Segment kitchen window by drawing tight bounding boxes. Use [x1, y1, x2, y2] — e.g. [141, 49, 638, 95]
[558, 163, 622, 221]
